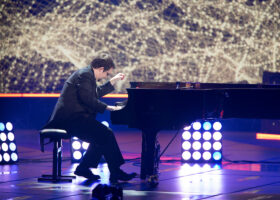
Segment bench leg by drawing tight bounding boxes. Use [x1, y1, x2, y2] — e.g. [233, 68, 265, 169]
[38, 139, 75, 183]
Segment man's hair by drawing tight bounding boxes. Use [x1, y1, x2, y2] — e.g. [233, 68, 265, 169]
[90, 51, 115, 71]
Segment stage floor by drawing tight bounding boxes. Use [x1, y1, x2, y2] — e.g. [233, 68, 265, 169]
[1, 129, 280, 200]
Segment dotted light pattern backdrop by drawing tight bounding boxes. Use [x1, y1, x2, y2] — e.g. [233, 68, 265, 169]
[0, 0, 279, 93]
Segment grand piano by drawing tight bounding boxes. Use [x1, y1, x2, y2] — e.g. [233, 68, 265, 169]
[111, 82, 280, 183]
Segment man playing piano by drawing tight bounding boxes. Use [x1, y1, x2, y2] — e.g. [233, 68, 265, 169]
[44, 51, 136, 182]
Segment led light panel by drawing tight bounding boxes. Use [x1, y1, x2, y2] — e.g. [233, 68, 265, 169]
[181, 121, 222, 163]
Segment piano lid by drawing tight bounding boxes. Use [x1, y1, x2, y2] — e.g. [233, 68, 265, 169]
[130, 82, 280, 89]
[112, 82, 280, 130]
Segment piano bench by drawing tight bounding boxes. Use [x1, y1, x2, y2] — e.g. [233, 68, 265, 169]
[38, 129, 76, 183]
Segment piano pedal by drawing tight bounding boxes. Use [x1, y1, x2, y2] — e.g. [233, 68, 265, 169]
[147, 174, 159, 187]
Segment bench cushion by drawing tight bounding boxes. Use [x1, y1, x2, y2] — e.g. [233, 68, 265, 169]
[40, 129, 69, 139]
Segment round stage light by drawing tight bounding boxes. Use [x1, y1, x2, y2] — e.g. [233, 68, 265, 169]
[192, 122, 201, 130]
[0, 123, 5, 131]
[7, 132, 14, 141]
[213, 152, 222, 161]
[182, 151, 191, 160]
[2, 143, 8, 151]
[72, 141, 81, 150]
[11, 153, 18, 161]
[101, 121, 109, 127]
[203, 142, 212, 151]
[182, 131, 191, 140]
[213, 164, 221, 169]
[203, 122, 212, 130]
[9, 143, 16, 151]
[192, 141, 202, 150]
[6, 122, 13, 131]
[72, 137, 79, 140]
[213, 142, 222, 150]
[0, 154, 2, 162]
[3, 153, 10, 162]
[213, 122, 222, 131]
[82, 142, 89, 150]
[182, 141, 191, 150]
[203, 152, 212, 160]
[203, 131, 211, 140]
[192, 151, 201, 160]
[184, 125, 191, 130]
[192, 131, 201, 140]
[213, 132, 222, 140]
[73, 151, 82, 160]
[202, 163, 211, 170]
[0, 132, 7, 141]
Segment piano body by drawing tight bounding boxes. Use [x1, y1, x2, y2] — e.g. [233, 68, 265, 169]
[111, 82, 280, 182]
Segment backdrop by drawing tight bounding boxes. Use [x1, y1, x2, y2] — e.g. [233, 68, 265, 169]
[1, 0, 279, 93]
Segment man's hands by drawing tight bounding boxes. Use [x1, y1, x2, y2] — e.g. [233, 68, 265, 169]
[106, 105, 123, 111]
[107, 73, 125, 111]
[110, 73, 125, 85]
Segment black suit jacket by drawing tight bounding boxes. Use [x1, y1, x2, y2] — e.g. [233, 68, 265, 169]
[44, 66, 114, 129]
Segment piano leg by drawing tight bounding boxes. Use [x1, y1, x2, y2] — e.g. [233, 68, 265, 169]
[141, 129, 160, 186]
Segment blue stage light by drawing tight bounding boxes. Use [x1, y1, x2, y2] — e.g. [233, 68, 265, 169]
[192, 141, 201, 150]
[181, 120, 223, 163]
[213, 142, 222, 151]
[182, 151, 191, 161]
[202, 141, 212, 151]
[182, 131, 191, 140]
[183, 125, 191, 130]
[9, 143, 16, 151]
[0, 133, 7, 141]
[73, 151, 82, 160]
[2, 143, 8, 151]
[203, 122, 212, 130]
[3, 153, 10, 162]
[6, 122, 13, 131]
[72, 141, 81, 150]
[71, 137, 90, 163]
[213, 164, 221, 169]
[203, 152, 211, 160]
[101, 121, 109, 127]
[192, 131, 201, 140]
[7, 132, 14, 141]
[203, 131, 211, 140]
[0, 122, 18, 164]
[192, 151, 201, 160]
[213, 122, 222, 131]
[213, 152, 222, 161]
[82, 142, 89, 150]
[0, 123, 5, 131]
[11, 153, 18, 161]
[192, 122, 201, 130]
[213, 132, 222, 140]
[182, 141, 191, 150]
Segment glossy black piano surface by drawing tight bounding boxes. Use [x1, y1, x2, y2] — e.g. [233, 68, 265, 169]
[112, 82, 280, 130]
[110, 82, 280, 182]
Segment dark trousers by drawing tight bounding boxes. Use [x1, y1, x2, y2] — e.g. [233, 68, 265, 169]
[67, 116, 125, 173]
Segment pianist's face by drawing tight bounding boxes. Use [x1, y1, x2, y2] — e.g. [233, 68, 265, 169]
[95, 67, 113, 80]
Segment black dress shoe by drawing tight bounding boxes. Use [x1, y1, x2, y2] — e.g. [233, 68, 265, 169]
[110, 169, 137, 182]
[74, 166, 100, 180]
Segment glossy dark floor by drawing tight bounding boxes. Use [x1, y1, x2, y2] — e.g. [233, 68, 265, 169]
[1, 129, 280, 200]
